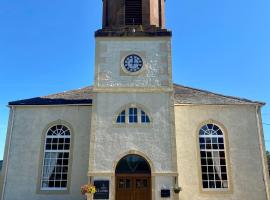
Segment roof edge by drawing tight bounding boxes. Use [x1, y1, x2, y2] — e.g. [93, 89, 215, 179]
[8, 98, 93, 106]
[7, 84, 266, 106]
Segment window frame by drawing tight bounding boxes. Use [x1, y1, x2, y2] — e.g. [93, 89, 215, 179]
[37, 121, 73, 194]
[197, 121, 232, 194]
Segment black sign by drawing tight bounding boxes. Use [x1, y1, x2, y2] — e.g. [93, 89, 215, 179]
[93, 180, 110, 199]
[161, 189, 171, 198]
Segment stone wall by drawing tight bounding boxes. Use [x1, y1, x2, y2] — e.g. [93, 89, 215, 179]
[175, 104, 268, 200]
[2, 106, 92, 200]
[94, 37, 172, 90]
[90, 92, 177, 200]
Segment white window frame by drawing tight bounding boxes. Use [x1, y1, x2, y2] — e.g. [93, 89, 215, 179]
[40, 125, 71, 191]
[199, 124, 228, 191]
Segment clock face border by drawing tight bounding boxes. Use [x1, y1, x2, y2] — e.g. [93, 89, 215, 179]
[120, 52, 146, 76]
[124, 54, 143, 73]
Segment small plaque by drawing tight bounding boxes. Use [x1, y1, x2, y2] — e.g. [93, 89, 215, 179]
[161, 189, 170, 198]
[93, 180, 110, 199]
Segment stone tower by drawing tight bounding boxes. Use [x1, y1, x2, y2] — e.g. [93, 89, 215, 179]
[89, 0, 178, 199]
[101, 0, 166, 28]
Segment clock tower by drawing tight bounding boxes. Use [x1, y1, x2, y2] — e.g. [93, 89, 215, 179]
[90, 0, 178, 199]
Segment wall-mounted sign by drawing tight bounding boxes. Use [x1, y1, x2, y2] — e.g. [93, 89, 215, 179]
[161, 189, 171, 198]
[93, 180, 110, 199]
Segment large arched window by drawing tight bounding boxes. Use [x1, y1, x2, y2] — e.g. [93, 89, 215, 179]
[40, 125, 71, 190]
[199, 124, 228, 189]
[116, 106, 151, 125]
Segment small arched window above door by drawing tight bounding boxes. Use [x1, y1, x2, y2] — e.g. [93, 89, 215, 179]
[116, 105, 151, 125]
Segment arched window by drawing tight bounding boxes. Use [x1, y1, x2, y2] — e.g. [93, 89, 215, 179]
[115, 154, 151, 174]
[116, 106, 151, 124]
[125, 0, 142, 25]
[199, 124, 228, 189]
[40, 125, 71, 190]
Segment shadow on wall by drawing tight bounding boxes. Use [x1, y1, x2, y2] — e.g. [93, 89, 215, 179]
[266, 151, 270, 176]
[0, 160, 3, 197]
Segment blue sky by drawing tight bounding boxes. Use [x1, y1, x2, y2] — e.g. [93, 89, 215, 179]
[0, 0, 269, 160]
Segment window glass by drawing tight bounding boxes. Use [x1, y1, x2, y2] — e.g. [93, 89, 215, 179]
[41, 125, 71, 190]
[129, 108, 138, 123]
[115, 154, 151, 174]
[141, 111, 150, 123]
[117, 110, 126, 123]
[199, 124, 228, 189]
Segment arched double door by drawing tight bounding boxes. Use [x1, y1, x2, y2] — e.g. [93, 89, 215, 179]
[115, 154, 151, 200]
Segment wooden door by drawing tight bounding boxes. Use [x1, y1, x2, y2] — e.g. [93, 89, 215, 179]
[116, 175, 151, 200]
[133, 176, 151, 200]
[116, 176, 133, 200]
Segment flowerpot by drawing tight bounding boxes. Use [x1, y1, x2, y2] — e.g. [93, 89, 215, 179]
[173, 186, 182, 194]
[85, 193, 93, 200]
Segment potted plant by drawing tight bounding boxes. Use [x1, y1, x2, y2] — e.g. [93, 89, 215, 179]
[81, 184, 96, 200]
[173, 186, 182, 194]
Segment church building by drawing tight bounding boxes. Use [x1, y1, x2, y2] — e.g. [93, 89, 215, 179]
[1, 0, 270, 200]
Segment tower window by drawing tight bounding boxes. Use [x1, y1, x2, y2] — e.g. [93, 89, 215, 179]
[125, 0, 142, 25]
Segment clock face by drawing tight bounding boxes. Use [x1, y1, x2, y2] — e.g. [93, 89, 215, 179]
[124, 54, 143, 73]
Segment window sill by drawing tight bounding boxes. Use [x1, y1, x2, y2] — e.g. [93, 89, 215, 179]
[37, 188, 70, 195]
[114, 123, 153, 128]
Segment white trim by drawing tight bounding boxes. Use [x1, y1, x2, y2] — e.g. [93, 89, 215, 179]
[40, 188, 68, 191]
[201, 188, 228, 192]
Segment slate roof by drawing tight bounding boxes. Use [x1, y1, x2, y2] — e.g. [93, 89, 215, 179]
[173, 84, 265, 105]
[8, 84, 264, 106]
[9, 87, 93, 106]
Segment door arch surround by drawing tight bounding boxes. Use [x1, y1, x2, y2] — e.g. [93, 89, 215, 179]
[115, 154, 152, 200]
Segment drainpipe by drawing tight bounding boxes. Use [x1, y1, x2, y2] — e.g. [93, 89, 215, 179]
[1, 106, 15, 200]
[256, 105, 270, 200]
